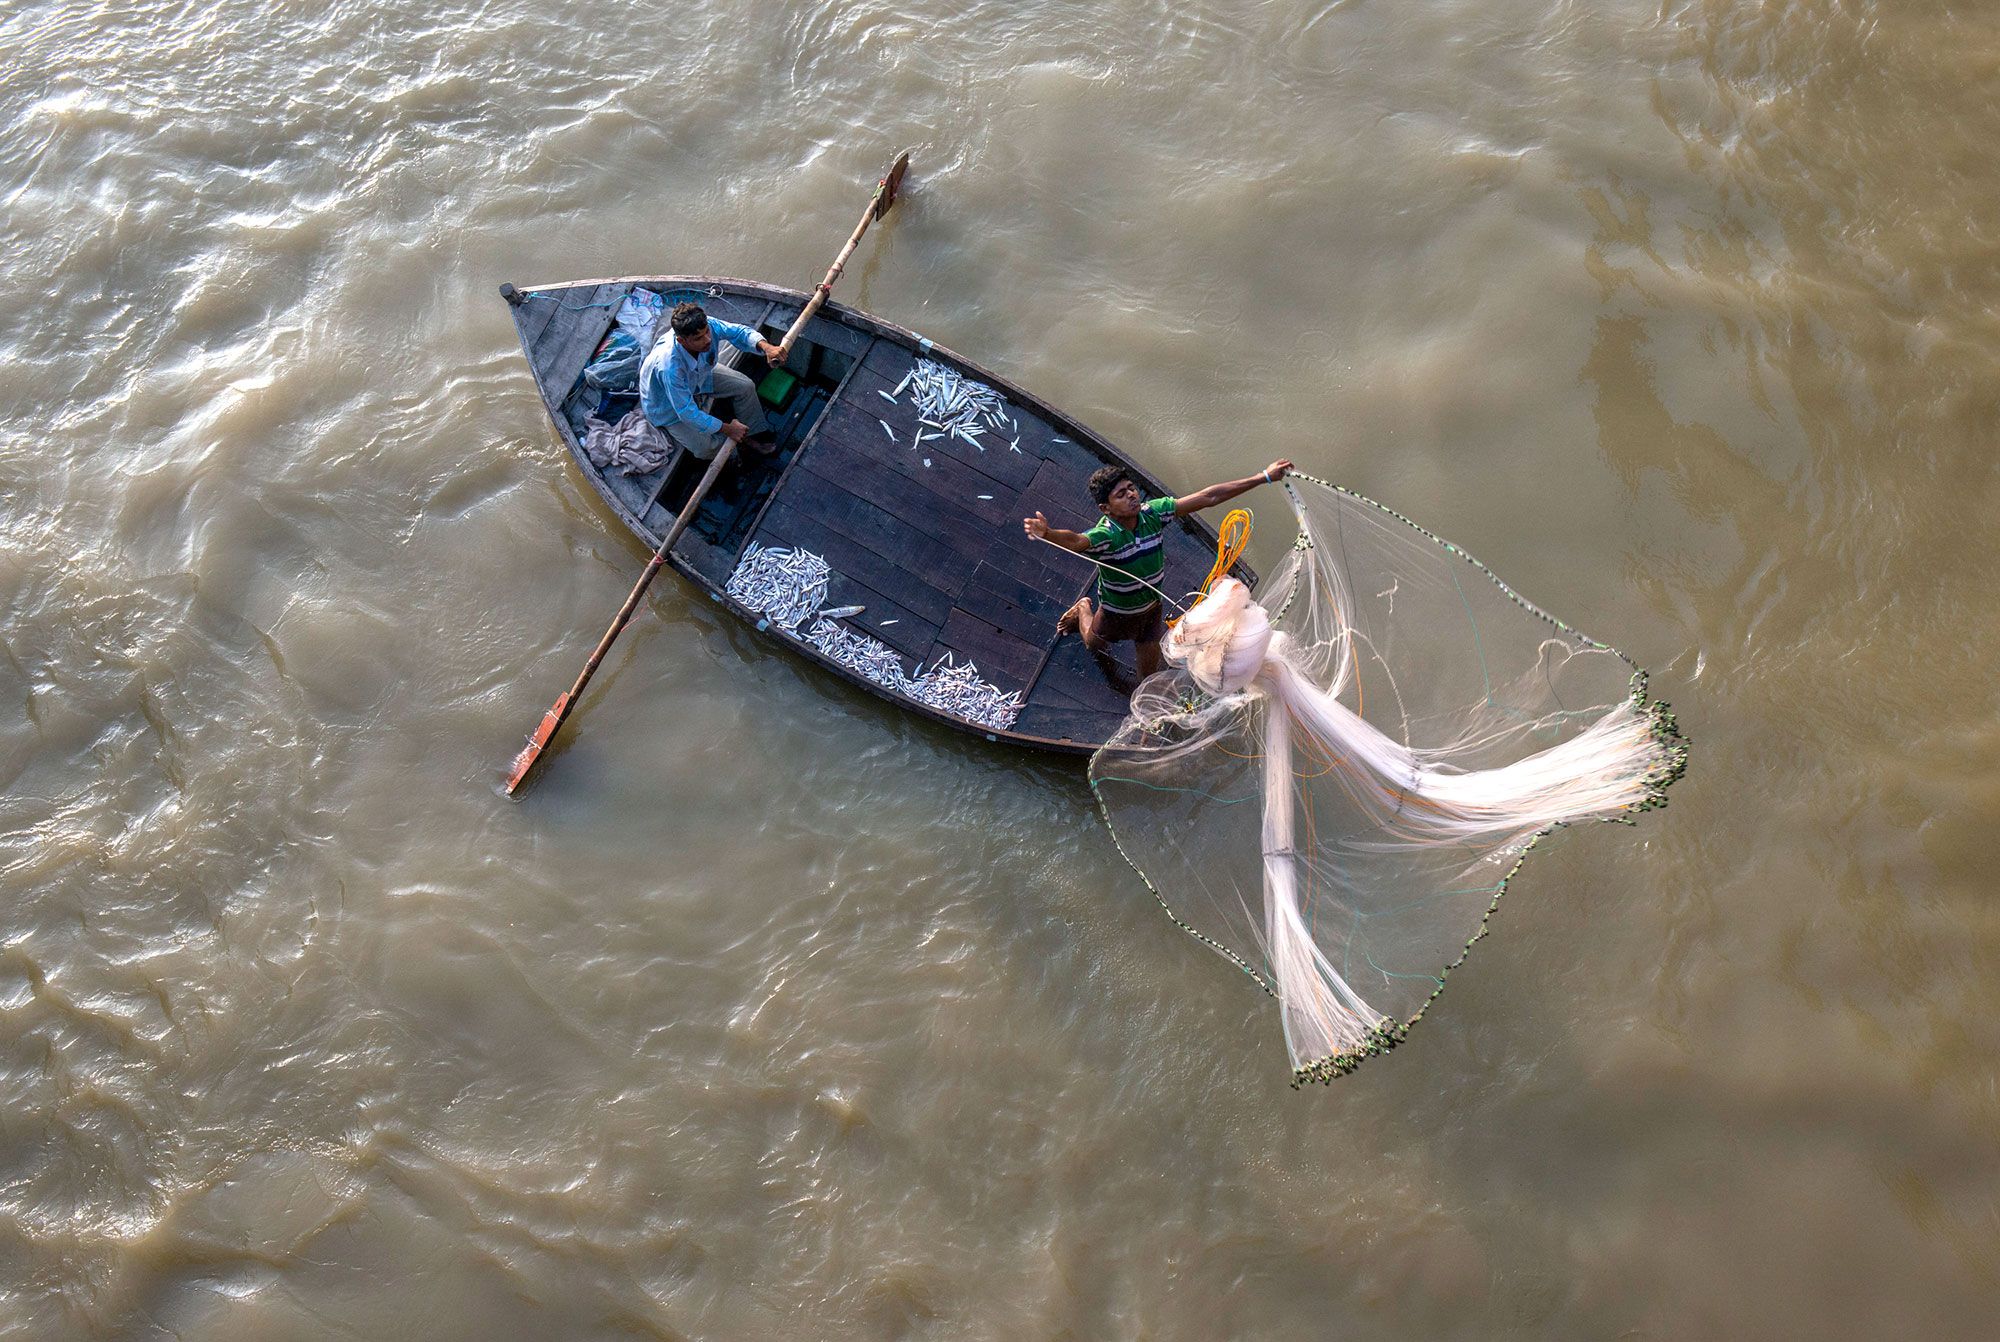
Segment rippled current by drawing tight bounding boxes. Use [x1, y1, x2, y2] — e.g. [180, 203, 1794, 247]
[3, 0, 1997, 1336]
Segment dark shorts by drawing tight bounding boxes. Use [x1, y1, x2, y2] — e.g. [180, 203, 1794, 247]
[1089, 600, 1165, 646]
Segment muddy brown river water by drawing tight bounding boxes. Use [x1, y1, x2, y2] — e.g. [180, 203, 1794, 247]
[3, 0, 1998, 1336]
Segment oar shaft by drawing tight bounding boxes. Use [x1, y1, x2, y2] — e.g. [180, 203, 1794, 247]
[505, 444, 736, 793]
[778, 153, 908, 358]
[781, 215, 868, 347]
[570, 443, 736, 701]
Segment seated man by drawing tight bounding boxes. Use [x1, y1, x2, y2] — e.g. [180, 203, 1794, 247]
[639, 301, 784, 462]
[1023, 458, 1293, 683]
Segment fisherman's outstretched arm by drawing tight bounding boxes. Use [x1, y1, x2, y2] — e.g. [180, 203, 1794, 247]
[711, 317, 786, 366]
[1174, 459, 1294, 516]
[1022, 512, 1092, 552]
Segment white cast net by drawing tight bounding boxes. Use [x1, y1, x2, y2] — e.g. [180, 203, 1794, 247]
[1089, 477, 1687, 1085]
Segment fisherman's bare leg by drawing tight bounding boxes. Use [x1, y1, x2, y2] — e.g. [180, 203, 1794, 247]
[1136, 639, 1164, 680]
[1063, 599, 1109, 651]
[1059, 597, 1104, 648]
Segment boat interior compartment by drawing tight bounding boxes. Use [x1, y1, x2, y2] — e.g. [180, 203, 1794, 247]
[512, 276, 1249, 751]
[524, 283, 851, 557]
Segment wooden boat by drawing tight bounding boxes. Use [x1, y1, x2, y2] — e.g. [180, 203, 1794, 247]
[502, 275, 1253, 755]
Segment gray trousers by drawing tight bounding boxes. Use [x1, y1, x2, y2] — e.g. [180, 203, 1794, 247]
[664, 363, 771, 460]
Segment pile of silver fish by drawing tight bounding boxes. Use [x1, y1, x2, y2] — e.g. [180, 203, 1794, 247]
[881, 358, 1023, 453]
[900, 651, 1025, 730]
[726, 543, 1025, 732]
[724, 543, 828, 632]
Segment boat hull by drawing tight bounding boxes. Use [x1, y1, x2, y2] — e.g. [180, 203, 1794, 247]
[504, 275, 1252, 754]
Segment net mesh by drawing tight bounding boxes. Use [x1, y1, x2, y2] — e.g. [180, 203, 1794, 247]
[1089, 476, 1687, 1085]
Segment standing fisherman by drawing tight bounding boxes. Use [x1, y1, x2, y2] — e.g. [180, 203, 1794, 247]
[1024, 459, 1293, 684]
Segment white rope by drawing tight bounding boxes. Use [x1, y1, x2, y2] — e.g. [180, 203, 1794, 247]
[1029, 534, 1190, 615]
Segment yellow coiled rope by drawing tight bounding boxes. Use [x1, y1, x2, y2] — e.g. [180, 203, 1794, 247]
[1169, 508, 1252, 629]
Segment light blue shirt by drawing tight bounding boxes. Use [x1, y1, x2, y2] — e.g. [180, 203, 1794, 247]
[639, 318, 765, 432]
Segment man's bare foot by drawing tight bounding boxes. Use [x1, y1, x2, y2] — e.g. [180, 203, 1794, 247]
[1057, 597, 1090, 637]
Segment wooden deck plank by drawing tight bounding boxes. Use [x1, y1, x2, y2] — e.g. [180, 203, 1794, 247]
[1052, 428, 1118, 480]
[528, 281, 615, 368]
[754, 487, 1056, 673]
[979, 526, 1095, 605]
[948, 588, 1046, 657]
[755, 495, 960, 627]
[791, 456, 995, 575]
[1005, 412, 1105, 484]
[752, 490, 1064, 660]
[1028, 636, 1144, 715]
[858, 337, 916, 383]
[599, 462, 660, 523]
[809, 398, 1022, 528]
[785, 421, 1063, 651]
[734, 512, 940, 662]
[513, 291, 563, 362]
[775, 476, 981, 603]
[697, 290, 768, 327]
[963, 559, 1071, 637]
[793, 435, 1000, 559]
[927, 607, 1044, 686]
[841, 379, 1038, 495]
[999, 462, 1244, 615]
[532, 283, 623, 412]
[1003, 457, 1105, 561]
[1020, 453, 1101, 521]
[728, 332, 874, 558]
[794, 310, 872, 359]
[1028, 670, 1121, 716]
[677, 527, 736, 590]
[985, 457, 1113, 588]
[1012, 702, 1128, 746]
[968, 556, 1080, 624]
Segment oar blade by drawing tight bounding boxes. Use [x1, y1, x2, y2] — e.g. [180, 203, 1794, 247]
[505, 693, 570, 794]
[874, 151, 912, 220]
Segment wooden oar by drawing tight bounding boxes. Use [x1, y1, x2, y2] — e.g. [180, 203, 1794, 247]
[504, 151, 913, 794]
[504, 444, 735, 793]
[775, 150, 909, 361]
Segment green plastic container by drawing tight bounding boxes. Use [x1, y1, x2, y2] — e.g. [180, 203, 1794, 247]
[757, 367, 798, 408]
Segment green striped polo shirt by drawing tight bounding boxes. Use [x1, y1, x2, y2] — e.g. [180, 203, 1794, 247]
[1082, 495, 1177, 613]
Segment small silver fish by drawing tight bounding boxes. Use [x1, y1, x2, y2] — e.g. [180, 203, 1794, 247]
[822, 604, 865, 619]
[1052, 436, 1070, 444]
[880, 619, 898, 626]
[880, 419, 895, 439]
[977, 494, 994, 500]
[877, 389, 897, 403]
